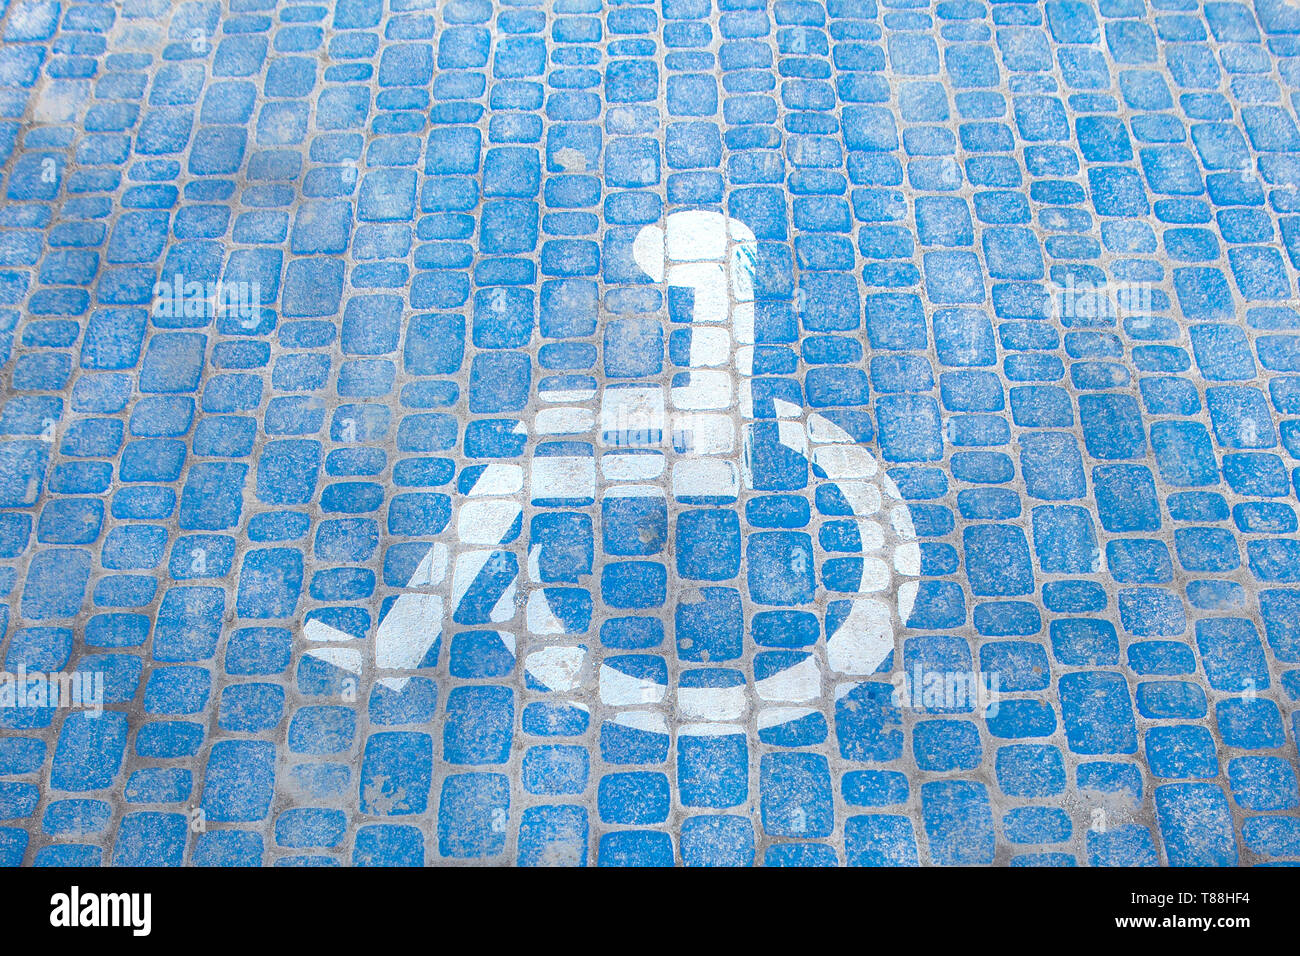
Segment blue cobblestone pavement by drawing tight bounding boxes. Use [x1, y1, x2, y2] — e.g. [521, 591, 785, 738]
[0, 0, 1298, 867]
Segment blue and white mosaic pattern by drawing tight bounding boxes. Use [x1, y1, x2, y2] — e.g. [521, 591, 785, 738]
[1, 0, 1299, 867]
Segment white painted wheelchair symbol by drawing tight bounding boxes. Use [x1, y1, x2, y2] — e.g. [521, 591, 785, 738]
[352, 211, 918, 730]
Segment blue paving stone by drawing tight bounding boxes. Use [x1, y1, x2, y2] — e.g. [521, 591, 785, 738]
[516, 805, 587, 867]
[835, 680, 904, 762]
[1215, 698, 1286, 750]
[110, 812, 189, 867]
[1136, 679, 1208, 720]
[913, 720, 983, 771]
[288, 706, 356, 755]
[1093, 465, 1161, 533]
[49, 713, 127, 792]
[193, 831, 265, 868]
[677, 815, 752, 868]
[522, 745, 588, 797]
[226, 629, 289, 681]
[442, 686, 513, 765]
[1155, 784, 1239, 867]
[1087, 824, 1161, 868]
[995, 745, 1066, 799]
[963, 524, 1034, 596]
[675, 587, 742, 661]
[1228, 757, 1300, 812]
[760, 752, 834, 839]
[1146, 725, 1220, 779]
[1004, 806, 1072, 846]
[200, 740, 276, 823]
[151, 587, 225, 662]
[369, 677, 438, 727]
[1196, 618, 1271, 693]
[845, 815, 920, 866]
[875, 394, 944, 461]
[746, 530, 815, 604]
[677, 730, 747, 807]
[597, 829, 674, 867]
[598, 771, 671, 825]
[1242, 817, 1300, 860]
[1018, 432, 1086, 500]
[921, 780, 996, 865]
[1060, 672, 1138, 755]
[359, 732, 432, 817]
[436, 773, 508, 859]
[21, 548, 90, 618]
[762, 842, 839, 867]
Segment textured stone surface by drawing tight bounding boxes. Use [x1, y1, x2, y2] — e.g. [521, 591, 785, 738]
[0, 0, 1299, 866]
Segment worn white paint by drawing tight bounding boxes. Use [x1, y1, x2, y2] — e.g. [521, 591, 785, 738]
[357, 209, 922, 768]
